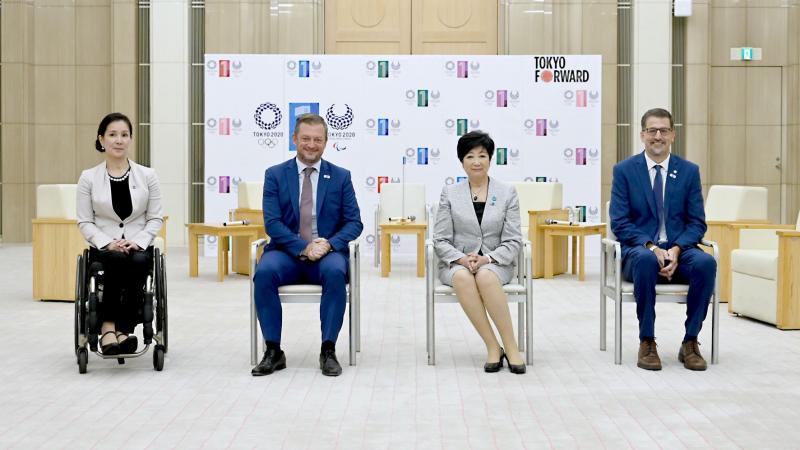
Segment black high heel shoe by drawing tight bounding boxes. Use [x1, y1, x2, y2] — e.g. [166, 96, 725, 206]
[100, 331, 120, 356]
[503, 354, 526, 374]
[116, 332, 138, 354]
[484, 348, 505, 373]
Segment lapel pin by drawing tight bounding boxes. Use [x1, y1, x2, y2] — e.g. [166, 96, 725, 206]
[490, 195, 497, 206]
[669, 174, 676, 179]
[323, 174, 331, 179]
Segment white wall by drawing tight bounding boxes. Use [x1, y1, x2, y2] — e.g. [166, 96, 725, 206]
[150, 0, 189, 245]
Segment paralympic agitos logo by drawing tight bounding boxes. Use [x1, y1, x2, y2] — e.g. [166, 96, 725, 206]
[533, 56, 590, 83]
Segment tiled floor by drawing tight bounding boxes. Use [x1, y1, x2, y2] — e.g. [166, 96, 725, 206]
[1, 243, 799, 449]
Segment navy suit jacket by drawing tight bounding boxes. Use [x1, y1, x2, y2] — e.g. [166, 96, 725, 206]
[610, 152, 707, 261]
[262, 158, 363, 257]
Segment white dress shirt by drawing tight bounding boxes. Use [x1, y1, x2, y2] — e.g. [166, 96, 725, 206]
[296, 157, 321, 239]
[644, 152, 670, 243]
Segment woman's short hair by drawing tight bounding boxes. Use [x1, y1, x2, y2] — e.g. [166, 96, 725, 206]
[456, 130, 495, 162]
[96, 112, 133, 152]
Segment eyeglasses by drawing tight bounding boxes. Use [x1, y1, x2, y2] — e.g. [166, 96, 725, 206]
[643, 127, 673, 137]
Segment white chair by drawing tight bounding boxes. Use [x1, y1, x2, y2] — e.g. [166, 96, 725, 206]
[374, 183, 428, 267]
[600, 202, 720, 364]
[425, 239, 534, 365]
[249, 238, 361, 366]
[730, 212, 800, 329]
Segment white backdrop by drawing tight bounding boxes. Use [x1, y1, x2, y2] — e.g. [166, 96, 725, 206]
[204, 54, 602, 256]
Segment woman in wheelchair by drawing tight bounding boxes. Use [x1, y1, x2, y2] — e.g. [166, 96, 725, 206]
[77, 112, 163, 356]
[433, 131, 526, 374]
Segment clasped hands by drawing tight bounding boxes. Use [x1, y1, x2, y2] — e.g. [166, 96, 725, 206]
[456, 252, 491, 274]
[301, 238, 332, 261]
[652, 245, 681, 281]
[105, 238, 140, 254]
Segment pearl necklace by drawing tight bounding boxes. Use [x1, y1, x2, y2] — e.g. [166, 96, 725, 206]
[108, 167, 131, 182]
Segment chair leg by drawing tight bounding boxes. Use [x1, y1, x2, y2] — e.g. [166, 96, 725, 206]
[517, 302, 524, 352]
[427, 295, 435, 365]
[711, 292, 719, 364]
[525, 292, 533, 366]
[600, 292, 607, 351]
[614, 294, 622, 364]
[250, 287, 258, 366]
[349, 297, 356, 366]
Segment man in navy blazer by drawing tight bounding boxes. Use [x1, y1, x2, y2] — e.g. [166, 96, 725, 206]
[252, 113, 363, 377]
[610, 108, 716, 371]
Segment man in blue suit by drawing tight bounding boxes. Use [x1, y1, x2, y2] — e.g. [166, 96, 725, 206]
[610, 108, 716, 371]
[252, 113, 363, 377]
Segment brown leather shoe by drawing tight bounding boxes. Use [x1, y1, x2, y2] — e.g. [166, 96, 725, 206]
[637, 340, 662, 370]
[678, 340, 707, 371]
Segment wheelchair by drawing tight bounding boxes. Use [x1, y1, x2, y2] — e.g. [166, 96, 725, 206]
[73, 247, 168, 373]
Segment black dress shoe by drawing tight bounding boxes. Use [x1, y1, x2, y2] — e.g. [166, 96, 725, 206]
[100, 331, 120, 356]
[251, 348, 286, 376]
[319, 348, 342, 377]
[118, 335, 138, 354]
[503, 354, 527, 374]
[484, 348, 505, 373]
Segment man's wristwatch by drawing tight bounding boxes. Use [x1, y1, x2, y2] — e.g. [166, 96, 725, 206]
[645, 242, 656, 251]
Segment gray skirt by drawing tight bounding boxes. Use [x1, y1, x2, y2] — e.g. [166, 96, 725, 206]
[438, 262, 515, 287]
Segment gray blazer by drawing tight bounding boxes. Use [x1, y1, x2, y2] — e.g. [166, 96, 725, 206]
[77, 160, 163, 250]
[433, 178, 522, 285]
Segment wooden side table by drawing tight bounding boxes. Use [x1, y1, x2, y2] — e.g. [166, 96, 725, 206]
[527, 209, 569, 278]
[187, 223, 262, 281]
[380, 222, 427, 277]
[229, 208, 267, 275]
[542, 223, 606, 281]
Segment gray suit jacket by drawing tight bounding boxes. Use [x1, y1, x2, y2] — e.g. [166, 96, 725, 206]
[77, 160, 163, 250]
[433, 178, 522, 284]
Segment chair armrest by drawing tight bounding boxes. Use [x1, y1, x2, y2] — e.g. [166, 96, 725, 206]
[348, 239, 360, 255]
[699, 239, 719, 261]
[601, 238, 621, 261]
[516, 240, 532, 281]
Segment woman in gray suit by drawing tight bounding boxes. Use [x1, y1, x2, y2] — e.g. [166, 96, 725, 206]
[433, 131, 525, 374]
[77, 113, 163, 356]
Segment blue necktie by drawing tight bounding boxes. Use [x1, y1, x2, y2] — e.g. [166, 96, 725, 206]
[653, 164, 664, 241]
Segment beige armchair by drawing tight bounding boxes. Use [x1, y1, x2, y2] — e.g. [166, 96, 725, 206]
[230, 181, 266, 275]
[512, 182, 568, 278]
[703, 185, 777, 309]
[33, 184, 168, 301]
[33, 185, 85, 301]
[730, 212, 800, 329]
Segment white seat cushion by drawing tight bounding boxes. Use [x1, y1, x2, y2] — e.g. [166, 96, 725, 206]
[278, 284, 323, 294]
[237, 182, 264, 209]
[731, 249, 778, 280]
[513, 182, 563, 227]
[36, 184, 78, 219]
[434, 283, 526, 296]
[705, 185, 768, 221]
[618, 281, 691, 295]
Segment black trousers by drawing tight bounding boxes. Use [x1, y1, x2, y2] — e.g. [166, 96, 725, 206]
[89, 246, 154, 334]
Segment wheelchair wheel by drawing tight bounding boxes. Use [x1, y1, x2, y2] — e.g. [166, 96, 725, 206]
[74, 253, 86, 353]
[77, 348, 88, 374]
[153, 345, 165, 371]
[155, 251, 168, 353]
